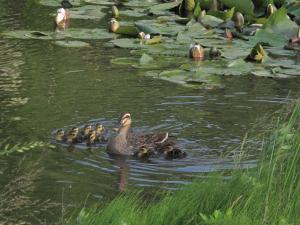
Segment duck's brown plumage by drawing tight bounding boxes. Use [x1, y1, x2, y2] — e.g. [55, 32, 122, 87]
[106, 113, 175, 155]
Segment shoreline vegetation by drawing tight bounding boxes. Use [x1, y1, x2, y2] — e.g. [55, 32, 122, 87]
[66, 100, 300, 225]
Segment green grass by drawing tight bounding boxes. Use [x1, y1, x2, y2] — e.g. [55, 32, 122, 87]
[67, 100, 300, 225]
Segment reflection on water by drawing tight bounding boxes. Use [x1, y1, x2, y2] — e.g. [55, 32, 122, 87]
[0, 0, 300, 223]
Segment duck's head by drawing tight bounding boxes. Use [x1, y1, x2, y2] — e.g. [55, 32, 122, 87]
[109, 18, 120, 33]
[189, 43, 204, 59]
[119, 112, 132, 128]
[56, 8, 66, 25]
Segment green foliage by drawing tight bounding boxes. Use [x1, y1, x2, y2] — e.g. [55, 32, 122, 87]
[68, 100, 300, 225]
[218, 0, 255, 15]
[0, 141, 55, 156]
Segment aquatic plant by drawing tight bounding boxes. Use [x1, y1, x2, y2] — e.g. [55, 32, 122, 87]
[67, 100, 300, 225]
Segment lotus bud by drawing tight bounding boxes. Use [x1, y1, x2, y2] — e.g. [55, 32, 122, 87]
[233, 12, 244, 32]
[197, 10, 206, 22]
[266, 4, 276, 17]
[189, 43, 204, 60]
[246, 43, 267, 63]
[289, 27, 300, 43]
[109, 18, 120, 33]
[225, 28, 233, 40]
[112, 5, 119, 18]
[138, 32, 145, 39]
[210, 0, 219, 11]
[209, 47, 221, 58]
[184, 0, 195, 12]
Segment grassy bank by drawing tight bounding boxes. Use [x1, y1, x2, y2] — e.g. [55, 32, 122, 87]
[68, 101, 300, 225]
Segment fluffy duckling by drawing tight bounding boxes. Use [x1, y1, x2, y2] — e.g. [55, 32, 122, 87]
[81, 124, 92, 140]
[163, 145, 186, 159]
[189, 43, 204, 60]
[109, 18, 120, 33]
[55, 129, 65, 142]
[67, 127, 80, 144]
[87, 130, 96, 146]
[136, 146, 151, 158]
[95, 123, 105, 142]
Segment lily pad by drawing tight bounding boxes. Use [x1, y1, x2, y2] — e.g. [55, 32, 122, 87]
[139, 53, 153, 65]
[218, 0, 254, 16]
[250, 8, 298, 47]
[149, 1, 182, 15]
[2, 28, 114, 40]
[2, 30, 56, 40]
[120, 9, 146, 18]
[201, 15, 224, 28]
[111, 38, 146, 49]
[158, 69, 224, 89]
[83, 0, 115, 6]
[54, 40, 90, 47]
[38, 0, 82, 7]
[69, 5, 107, 20]
[136, 19, 186, 36]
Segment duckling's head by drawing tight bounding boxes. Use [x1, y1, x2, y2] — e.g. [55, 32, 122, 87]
[56, 129, 65, 140]
[56, 8, 66, 25]
[71, 127, 79, 135]
[189, 42, 204, 59]
[95, 123, 105, 133]
[109, 18, 120, 33]
[83, 124, 92, 135]
[89, 130, 96, 139]
[67, 130, 77, 142]
[119, 112, 132, 127]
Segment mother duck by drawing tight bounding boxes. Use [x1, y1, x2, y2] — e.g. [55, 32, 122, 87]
[107, 112, 181, 157]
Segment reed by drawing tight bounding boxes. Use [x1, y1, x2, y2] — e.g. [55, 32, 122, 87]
[68, 100, 300, 225]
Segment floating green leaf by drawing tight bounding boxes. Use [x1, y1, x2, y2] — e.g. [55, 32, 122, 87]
[69, 5, 107, 20]
[201, 15, 224, 28]
[218, 0, 254, 16]
[250, 8, 298, 47]
[139, 53, 153, 65]
[54, 40, 90, 48]
[149, 1, 182, 15]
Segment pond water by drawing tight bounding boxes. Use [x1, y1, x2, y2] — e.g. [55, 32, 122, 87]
[0, 0, 300, 223]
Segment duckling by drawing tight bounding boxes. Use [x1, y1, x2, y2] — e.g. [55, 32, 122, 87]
[189, 43, 204, 60]
[163, 145, 186, 159]
[67, 129, 79, 144]
[55, 129, 65, 142]
[87, 130, 96, 146]
[95, 123, 105, 142]
[136, 146, 151, 158]
[81, 124, 92, 140]
[109, 18, 120, 33]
